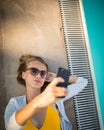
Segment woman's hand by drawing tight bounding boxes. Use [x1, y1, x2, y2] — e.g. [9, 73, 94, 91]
[46, 72, 56, 82]
[35, 77, 67, 109]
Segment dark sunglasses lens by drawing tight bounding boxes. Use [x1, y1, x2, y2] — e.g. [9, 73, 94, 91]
[41, 71, 47, 78]
[31, 68, 39, 75]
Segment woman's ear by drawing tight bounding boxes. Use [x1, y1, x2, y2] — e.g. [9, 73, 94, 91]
[45, 72, 56, 82]
[22, 72, 26, 79]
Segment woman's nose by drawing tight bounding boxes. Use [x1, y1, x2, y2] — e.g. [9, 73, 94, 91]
[35, 72, 41, 78]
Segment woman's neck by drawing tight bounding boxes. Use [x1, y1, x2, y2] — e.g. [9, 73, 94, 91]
[26, 86, 41, 103]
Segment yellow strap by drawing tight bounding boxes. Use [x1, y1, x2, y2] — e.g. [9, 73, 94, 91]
[23, 106, 60, 130]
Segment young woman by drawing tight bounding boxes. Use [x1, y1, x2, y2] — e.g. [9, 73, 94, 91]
[4, 54, 88, 130]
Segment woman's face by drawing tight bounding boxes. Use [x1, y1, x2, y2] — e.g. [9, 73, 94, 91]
[22, 60, 47, 89]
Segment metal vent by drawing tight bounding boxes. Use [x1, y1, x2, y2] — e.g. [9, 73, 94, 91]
[59, 0, 101, 129]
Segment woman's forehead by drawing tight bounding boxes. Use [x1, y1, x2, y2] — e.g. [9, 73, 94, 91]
[27, 60, 47, 70]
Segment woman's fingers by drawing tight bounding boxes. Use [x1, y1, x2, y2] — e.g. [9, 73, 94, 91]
[49, 77, 64, 87]
[36, 77, 67, 108]
[53, 86, 67, 97]
[47, 77, 67, 98]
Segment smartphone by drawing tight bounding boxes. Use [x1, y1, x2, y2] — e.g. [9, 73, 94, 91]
[57, 67, 70, 88]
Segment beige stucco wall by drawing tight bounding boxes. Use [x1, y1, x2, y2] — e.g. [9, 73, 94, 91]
[1, 0, 68, 99]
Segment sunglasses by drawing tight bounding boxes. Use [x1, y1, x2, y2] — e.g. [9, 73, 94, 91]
[26, 67, 47, 78]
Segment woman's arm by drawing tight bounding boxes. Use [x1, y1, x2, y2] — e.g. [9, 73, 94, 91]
[5, 77, 67, 130]
[46, 72, 88, 100]
[68, 75, 78, 84]
[46, 71, 78, 84]
[63, 77, 88, 101]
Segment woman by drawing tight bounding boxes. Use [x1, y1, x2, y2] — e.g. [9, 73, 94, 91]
[4, 54, 88, 130]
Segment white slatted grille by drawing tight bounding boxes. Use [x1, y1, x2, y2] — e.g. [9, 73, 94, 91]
[59, 0, 101, 129]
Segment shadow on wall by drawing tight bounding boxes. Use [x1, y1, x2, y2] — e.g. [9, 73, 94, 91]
[0, 27, 6, 130]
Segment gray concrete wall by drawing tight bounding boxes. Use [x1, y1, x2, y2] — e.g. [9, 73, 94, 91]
[0, 0, 77, 129]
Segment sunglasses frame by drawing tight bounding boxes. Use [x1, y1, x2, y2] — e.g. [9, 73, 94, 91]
[25, 67, 48, 78]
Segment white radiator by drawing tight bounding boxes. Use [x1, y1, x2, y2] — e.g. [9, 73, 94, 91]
[59, 0, 101, 129]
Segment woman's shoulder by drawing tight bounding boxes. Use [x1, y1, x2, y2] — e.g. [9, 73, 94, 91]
[9, 95, 26, 101]
[8, 95, 26, 108]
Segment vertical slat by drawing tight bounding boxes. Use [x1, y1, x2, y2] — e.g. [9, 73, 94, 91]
[59, 0, 101, 129]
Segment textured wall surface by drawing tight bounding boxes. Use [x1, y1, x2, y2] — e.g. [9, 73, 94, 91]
[0, 0, 76, 130]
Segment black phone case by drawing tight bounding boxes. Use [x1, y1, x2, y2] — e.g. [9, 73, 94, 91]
[57, 67, 70, 98]
[57, 67, 70, 88]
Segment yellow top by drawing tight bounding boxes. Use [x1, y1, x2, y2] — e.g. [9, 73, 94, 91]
[23, 106, 60, 130]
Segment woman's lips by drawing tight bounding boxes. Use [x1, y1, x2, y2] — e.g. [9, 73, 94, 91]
[34, 80, 41, 83]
